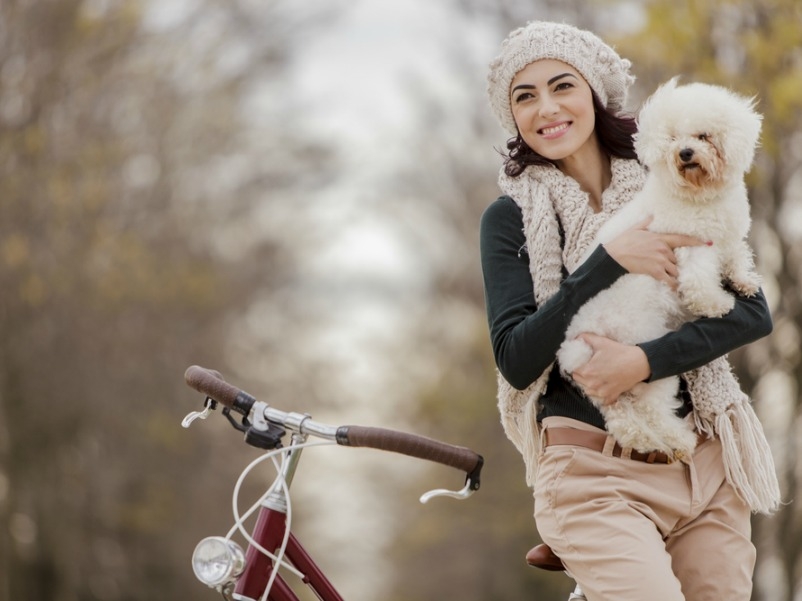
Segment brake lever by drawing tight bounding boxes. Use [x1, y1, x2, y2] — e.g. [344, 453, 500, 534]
[419, 481, 476, 504]
[181, 398, 218, 428]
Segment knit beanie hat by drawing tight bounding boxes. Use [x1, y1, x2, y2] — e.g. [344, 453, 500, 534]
[487, 21, 636, 134]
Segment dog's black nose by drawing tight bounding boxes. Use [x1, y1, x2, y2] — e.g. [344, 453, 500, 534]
[679, 148, 695, 162]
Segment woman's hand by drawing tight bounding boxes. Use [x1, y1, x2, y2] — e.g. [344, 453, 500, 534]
[603, 217, 709, 290]
[570, 333, 651, 405]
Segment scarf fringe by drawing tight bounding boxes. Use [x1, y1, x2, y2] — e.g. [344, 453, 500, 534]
[688, 360, 781, 515]
[697, 399, 781, 514]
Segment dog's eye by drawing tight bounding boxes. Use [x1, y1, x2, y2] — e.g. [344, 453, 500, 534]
[697, 133, 709, 141]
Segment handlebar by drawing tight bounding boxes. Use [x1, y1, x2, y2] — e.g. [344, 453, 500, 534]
[185, 365, 256, 416]
[336, 426, 482, 478]
[184, 365, 484, 492]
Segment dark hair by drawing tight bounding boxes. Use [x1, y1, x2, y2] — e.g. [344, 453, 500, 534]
[502, 91, 638, 177]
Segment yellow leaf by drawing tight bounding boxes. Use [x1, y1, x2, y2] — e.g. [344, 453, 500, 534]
[2, 233, 30, 268]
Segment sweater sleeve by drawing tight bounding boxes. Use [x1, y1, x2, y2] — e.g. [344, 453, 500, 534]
[479, 196, 627, 390]
[639, 288, 773, 381]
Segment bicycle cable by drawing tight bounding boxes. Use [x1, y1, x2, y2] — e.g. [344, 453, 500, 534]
[227, 440, 338, 591]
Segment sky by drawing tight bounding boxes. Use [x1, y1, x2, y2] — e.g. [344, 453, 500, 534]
[286, 0, 498, 278]
[288, 0, 498, 144]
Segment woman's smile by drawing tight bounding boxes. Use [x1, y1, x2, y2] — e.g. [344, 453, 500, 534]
[539, 121, 572, 138]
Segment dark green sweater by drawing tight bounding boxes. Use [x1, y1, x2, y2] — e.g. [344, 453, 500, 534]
[480, 196, 773, 429]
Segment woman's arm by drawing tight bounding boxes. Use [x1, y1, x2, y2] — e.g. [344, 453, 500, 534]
[569, 287, 771, 404]
[641, 288, 773, 380]
[480, 197, 626, 389]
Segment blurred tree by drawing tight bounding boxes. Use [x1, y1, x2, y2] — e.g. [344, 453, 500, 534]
[0, 0, 339, 599]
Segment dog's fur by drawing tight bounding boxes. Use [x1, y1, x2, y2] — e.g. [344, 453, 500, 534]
[557, 78, 763, 459]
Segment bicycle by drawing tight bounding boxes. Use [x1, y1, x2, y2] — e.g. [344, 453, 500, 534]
[181, 365, 485, 601]
[181, 365, 587, 600]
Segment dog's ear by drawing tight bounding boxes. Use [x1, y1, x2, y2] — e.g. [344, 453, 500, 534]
[662, 76, 680, 92]
[646, 76, 680, 104]
[634, 77, 681, 167]
[718, 90, 763, 174]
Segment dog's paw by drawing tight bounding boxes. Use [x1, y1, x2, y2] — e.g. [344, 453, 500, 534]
[557, 338, 593, 376]
[729, 274, 761, 297]
[685, 290, 735, 318]
[662, 424, 699, 460]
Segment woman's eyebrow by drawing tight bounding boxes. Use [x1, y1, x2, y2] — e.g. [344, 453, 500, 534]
[511, 83, 535, 94]
[548, 72, 577, 85]
[511, 72, 577, 94]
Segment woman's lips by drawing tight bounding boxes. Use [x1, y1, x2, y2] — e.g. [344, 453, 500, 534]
[539, 121, 571, 139]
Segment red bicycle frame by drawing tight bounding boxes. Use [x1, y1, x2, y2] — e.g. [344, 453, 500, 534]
[233, 443, 343, 601]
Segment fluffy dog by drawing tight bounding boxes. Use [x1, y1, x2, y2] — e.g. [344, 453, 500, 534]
[557, 78, 763, 459]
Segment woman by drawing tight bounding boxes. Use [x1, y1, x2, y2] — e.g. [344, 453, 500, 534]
[480, 21, 779, 600]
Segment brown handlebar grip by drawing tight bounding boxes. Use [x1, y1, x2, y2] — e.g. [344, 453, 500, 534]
[336, 425, 483, 475]
[184, 365, 242, 408]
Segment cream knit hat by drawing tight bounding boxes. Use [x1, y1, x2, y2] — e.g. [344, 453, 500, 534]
[487, 21, 636, 134]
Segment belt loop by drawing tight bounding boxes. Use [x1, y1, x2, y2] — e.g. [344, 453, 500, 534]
[538, 424, 547, 455]
[620, 446, 633, 460]
[602, 435, 616, 457]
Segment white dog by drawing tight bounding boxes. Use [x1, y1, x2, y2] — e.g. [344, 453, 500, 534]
[557, 78, 763, 459]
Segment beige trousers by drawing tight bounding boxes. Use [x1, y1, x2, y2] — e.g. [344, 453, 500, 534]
[534, 417, 755, 601]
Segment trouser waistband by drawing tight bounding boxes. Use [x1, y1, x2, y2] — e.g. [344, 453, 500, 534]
[542, 427, 684, 464]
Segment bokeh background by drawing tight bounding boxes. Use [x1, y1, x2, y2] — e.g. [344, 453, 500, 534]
[2, 0, 801, 599]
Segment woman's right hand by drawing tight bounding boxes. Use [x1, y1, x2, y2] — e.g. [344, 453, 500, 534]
[603, 216, 708, 290]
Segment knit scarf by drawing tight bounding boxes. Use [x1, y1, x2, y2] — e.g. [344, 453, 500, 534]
[496, 157, 780, 514]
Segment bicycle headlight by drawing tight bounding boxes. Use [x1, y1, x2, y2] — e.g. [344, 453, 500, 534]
[191, 536, 246, 587]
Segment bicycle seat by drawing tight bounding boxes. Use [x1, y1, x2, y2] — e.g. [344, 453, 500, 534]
[526, 543, 565, 571]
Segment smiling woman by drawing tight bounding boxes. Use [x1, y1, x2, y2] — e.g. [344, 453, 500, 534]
[479, 20, 777, 601]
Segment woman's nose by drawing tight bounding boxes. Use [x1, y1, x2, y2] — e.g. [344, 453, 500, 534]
[538, 94, 559, 117]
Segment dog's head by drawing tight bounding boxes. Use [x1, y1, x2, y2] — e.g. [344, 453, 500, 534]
[634, 78, 762, 196]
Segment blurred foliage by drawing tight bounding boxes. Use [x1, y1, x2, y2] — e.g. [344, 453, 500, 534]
[0, 0, 323, 599]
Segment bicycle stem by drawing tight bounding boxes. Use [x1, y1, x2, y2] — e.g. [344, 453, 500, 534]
[263, 433, 307, 513]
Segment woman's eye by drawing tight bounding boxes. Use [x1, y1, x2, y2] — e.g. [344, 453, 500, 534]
[554, 82, 573, 91]
[514, 92, 534, 103]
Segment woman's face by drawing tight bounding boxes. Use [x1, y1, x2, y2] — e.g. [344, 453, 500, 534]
[510, 59, 597, 163]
